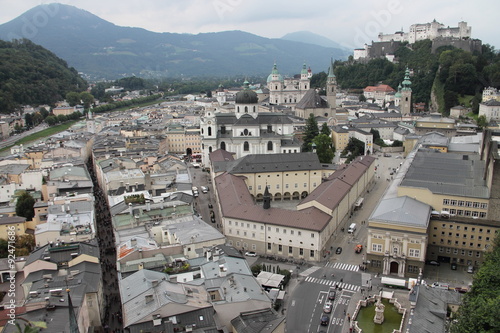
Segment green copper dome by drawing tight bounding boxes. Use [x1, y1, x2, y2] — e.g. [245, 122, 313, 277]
[267, 62, 284, 83]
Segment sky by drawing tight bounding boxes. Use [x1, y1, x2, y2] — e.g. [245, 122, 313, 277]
[0, 0, 499, 50]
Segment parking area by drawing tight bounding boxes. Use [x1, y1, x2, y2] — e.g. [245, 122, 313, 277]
[422, 262, 474, 289]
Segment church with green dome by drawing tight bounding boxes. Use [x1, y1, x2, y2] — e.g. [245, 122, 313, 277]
[267, 62, 311, 108]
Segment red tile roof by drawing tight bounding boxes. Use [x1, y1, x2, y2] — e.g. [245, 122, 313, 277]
[363, 84, 395, 93]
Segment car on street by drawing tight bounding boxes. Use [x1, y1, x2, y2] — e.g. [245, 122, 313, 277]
[355, 244, 363, 253]
[426, 260, 440, 266]
[201, 186, 208, 193]
[320, 314, 329, 326]
[323, 301, 332, 313]
[335, 247, 342, 254]
[467, 265, 474, 273]
[245, 251, 257, 257]
[328, 290, 336, 301]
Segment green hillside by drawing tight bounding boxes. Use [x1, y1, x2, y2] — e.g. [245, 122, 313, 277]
[333, 40, 500, 114]
[0, 39, 87, 113]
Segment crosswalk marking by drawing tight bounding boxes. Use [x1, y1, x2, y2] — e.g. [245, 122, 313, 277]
[304, 276, 360, 292]
[299, 265, 321, 277]
[325, 262, 360, 272]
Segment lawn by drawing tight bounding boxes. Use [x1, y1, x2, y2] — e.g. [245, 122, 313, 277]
[0, 120, 79, 153]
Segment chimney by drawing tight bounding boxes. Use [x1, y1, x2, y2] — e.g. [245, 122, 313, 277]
[151, 280, 159, 287]
[145, 294, 154, 303]
[131, 238, 137, 247]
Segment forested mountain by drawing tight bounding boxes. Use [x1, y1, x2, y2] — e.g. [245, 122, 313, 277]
[332, 40, 500, 114]
[0, 4, 347, 80]
[0, 39, 87, 113]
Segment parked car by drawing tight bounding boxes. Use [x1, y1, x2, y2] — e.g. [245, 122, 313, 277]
[245, 251, 257, 257]
[467, 265, 474, 273]
[426, 260, 440, 266]
[201, 186, 208, 193]
[320, 314, 330, 326]
[335, 247, 342, 254]
[328, 290, 336, 301]
[323, 301, 332, 313]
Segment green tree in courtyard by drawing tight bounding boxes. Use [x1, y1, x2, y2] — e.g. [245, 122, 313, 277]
[313, 134, 335, 163]
[302, 114, 319, 152]
[15, 191, 35, 221]
[320, 123, 331, 136]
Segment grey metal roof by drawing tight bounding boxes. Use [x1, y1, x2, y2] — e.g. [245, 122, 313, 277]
[370, 196, 431, 228]
[231, 308, 285, 333]
[215, 112, 293, 125]
[225, 152, 322, 174]
[400, 150, 490, 199]
[406, 285, 462, 333]
[296, 89, 329, 109]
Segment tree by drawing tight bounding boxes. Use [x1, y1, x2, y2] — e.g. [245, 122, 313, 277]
[313, 134, 335, 163]
[15, 235, 35, 256]
[370, 129, 381, 141]
[44, 115, 57, 126]
[0, 239, 8, 258]
[302, 114, 319, 152]
[24, 113, 33, 129]
[250, 264, 262, 277]
[206, 90, 212, 98]
[320, 123, 331, 136]
[359, 94, 367, 102]
[65, 92, 81, 106]
[79, 92, 94, 109]
[342, 137, 365, 163]
[477, 115, 488, 129]
[15, 191, 35, 221]
[450, 235, 500, 333]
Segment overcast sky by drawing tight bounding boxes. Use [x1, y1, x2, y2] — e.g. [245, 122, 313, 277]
[0, 0, 499, 49]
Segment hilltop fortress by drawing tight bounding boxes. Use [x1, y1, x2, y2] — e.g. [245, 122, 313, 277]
[354, 20, 482, 61]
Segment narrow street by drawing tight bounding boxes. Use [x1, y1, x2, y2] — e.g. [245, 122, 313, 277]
[86, 156, 123, 333]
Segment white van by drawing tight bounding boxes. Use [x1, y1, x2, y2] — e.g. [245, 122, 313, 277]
[348, 223, 357, 234]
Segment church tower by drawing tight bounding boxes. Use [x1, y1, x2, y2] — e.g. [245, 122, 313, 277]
[263, 184, 271, 210]
[267, 62, 283, 104]
[326, 58, 337, 109]
[300, 62, 310, 90]
[401, 67, 412, 116]
[86, 109, 95, 134]
[200, 108, 217, 163]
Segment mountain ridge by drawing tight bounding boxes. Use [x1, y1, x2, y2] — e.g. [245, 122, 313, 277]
[0, 4, 348, 80]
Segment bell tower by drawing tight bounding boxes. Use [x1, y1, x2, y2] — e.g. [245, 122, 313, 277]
[326, 58, 337, 110]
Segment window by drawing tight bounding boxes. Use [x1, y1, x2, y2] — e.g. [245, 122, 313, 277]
[372, 244, 382, 252]
[299, 248, 304, 255]
[450, 200, 457, 206]
[310, 250, 315, 257]
[408, 265, 419, 273]
[244, 141, 249, 151]
[278, 244, 282, 252]
[481, 203, 488, 209]
[311, 233, 315, 238]
[298, 231, 301, 236]
[267, 141, 273, 151]
[289, 246, 293, 254]
[409, 249, 420, 257]
[443, 199, 450, 205]
[290, 230, 294, 235]
[267, 243, 272, 250]
[458, 201, 465, 207]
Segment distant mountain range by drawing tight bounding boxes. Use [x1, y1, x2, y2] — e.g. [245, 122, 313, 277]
[0, 4, 349, 80]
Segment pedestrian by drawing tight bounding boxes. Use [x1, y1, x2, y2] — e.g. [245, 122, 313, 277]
[343, 309, 346, 315]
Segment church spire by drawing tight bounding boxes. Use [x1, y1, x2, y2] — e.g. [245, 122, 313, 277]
[263, 185, 271, 210]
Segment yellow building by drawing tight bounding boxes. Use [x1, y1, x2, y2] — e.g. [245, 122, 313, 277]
[367, 196, 430, 277]
[166, 124, 201, 155]
[212, 152, 376, 261]
[414, 113, 456, 137]
[332, 126, 350, 153]
[0, 216, 28, 240]
[367, 134, 498, 277]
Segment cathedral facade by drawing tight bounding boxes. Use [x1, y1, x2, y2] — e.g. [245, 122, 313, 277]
[200, 81, 301, 164]
[267, 62, 311, 108]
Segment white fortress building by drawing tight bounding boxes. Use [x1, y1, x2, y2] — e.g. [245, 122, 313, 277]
[378, 20, 471, 44]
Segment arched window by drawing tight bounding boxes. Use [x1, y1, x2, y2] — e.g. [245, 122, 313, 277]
[267, 141, 273, 151]
[245, 106, 248, 113]
[208, 127, 212, 136]
[253, 106, 256, 112]
[221, 126, 226, 134]
[209, 146, 212, 153]
[243, 129, 249, 136]
[201, 128, 204, 134]
[237, 106, 240, 113]
[221, 142, 226, 150]
[244, 141, 249, 151]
